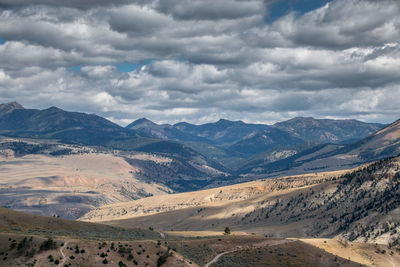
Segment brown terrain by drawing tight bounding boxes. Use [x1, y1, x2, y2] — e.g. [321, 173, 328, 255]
[0, 137, 175, 219]
[1, 105, 400, 266]
[81, 156, 400, 264]
[80, 169, 350, 223]
[0, 207, 385, 267]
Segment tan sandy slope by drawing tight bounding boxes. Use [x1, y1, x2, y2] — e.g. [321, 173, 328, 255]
[0, 140, 171, 219]
[80, 169, 349, 223]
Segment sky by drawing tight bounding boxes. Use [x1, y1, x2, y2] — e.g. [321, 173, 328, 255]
[0, 0, 399, 126]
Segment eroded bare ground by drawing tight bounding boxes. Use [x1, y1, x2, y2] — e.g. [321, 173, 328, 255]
[81, 156, 400, 253]
[0, 142, 171, 219]
[81, 168, 350, 222]
[300, 238, 400, 267]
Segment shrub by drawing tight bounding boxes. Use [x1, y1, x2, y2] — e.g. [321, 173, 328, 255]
[27, 248, 36, 257]
[40, 238, 57, 251]
[10, 241, 17, 250]
[224, 227, 231, 235]
[157, 255, 168, 266]
[17, 237, 28, 251]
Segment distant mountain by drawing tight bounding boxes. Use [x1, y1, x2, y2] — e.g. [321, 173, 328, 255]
[0, 101, 24, 116]
[126, 117, 385, 158]
[235, 141, 320, 171]
[127, 117, 385, 147]
[174, 119, 271, 146]
[0, 102, 138, 145]
[126, 118, 207, 142]
[274, 117, 385, 144]
[346, 118, 400, 161]
[238, 118, 400, 177]
[227, 128, 304, 155]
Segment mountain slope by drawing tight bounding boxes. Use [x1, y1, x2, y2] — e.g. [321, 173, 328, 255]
[274, 117, 385, 144]
[227, 128, 304, 155]
[0, 102, 137, 145]
[127, 118, 208, 142]
[238, 118, 400, 177]
[174, 119, 272, 146]
[0, 138, 171, 219]
[128, 117, 384, 147]
[0, 101, 24, 116]
[0, 208, 370, 267]
[82, 156, 400, 248]
[128, 140, 233, 191]
[126, 116, 385, 160]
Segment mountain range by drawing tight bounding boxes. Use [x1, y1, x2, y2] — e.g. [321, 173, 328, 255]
[127, 116, 385, 154]
[238, 118, 400, 178]
[1, 101, 398, 191]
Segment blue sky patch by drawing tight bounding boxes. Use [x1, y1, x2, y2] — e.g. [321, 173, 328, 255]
[116, 60, 153, 72]
[70, 66, 82, 72]
[265, 0, 332, 23]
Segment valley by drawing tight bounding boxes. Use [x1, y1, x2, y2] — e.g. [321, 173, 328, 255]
[83, 155, 400, 249]
[1, 0, 399, 265]
[1, 102, 400, 266]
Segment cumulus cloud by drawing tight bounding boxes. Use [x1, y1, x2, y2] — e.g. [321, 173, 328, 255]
[0, 0, 399, 125]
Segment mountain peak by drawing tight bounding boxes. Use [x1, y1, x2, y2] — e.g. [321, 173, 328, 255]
[46, 106, 63, 111]
[288, 117, 315, 122]
[0, 101, 24, 116]
[216, 118, 244, 125]
[126, 118, 157, 129]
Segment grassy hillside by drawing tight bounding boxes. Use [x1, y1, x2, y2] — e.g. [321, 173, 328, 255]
[0, 207, 161, 241]
[86, 156, 400, 251]
[0, 207, 379, 267]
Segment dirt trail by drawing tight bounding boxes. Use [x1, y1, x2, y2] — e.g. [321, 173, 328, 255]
[59, 241, 69, 266]
[204, 251, 233, 267]
[159, 231, 165, 239]
[204, 239, 294, 267]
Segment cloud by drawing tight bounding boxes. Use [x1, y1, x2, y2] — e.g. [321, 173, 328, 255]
[0, 0, 399, 125]
[0, 0, 134, 9]
[269, 0, 400, 49]
[155, 0, 264, 21]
